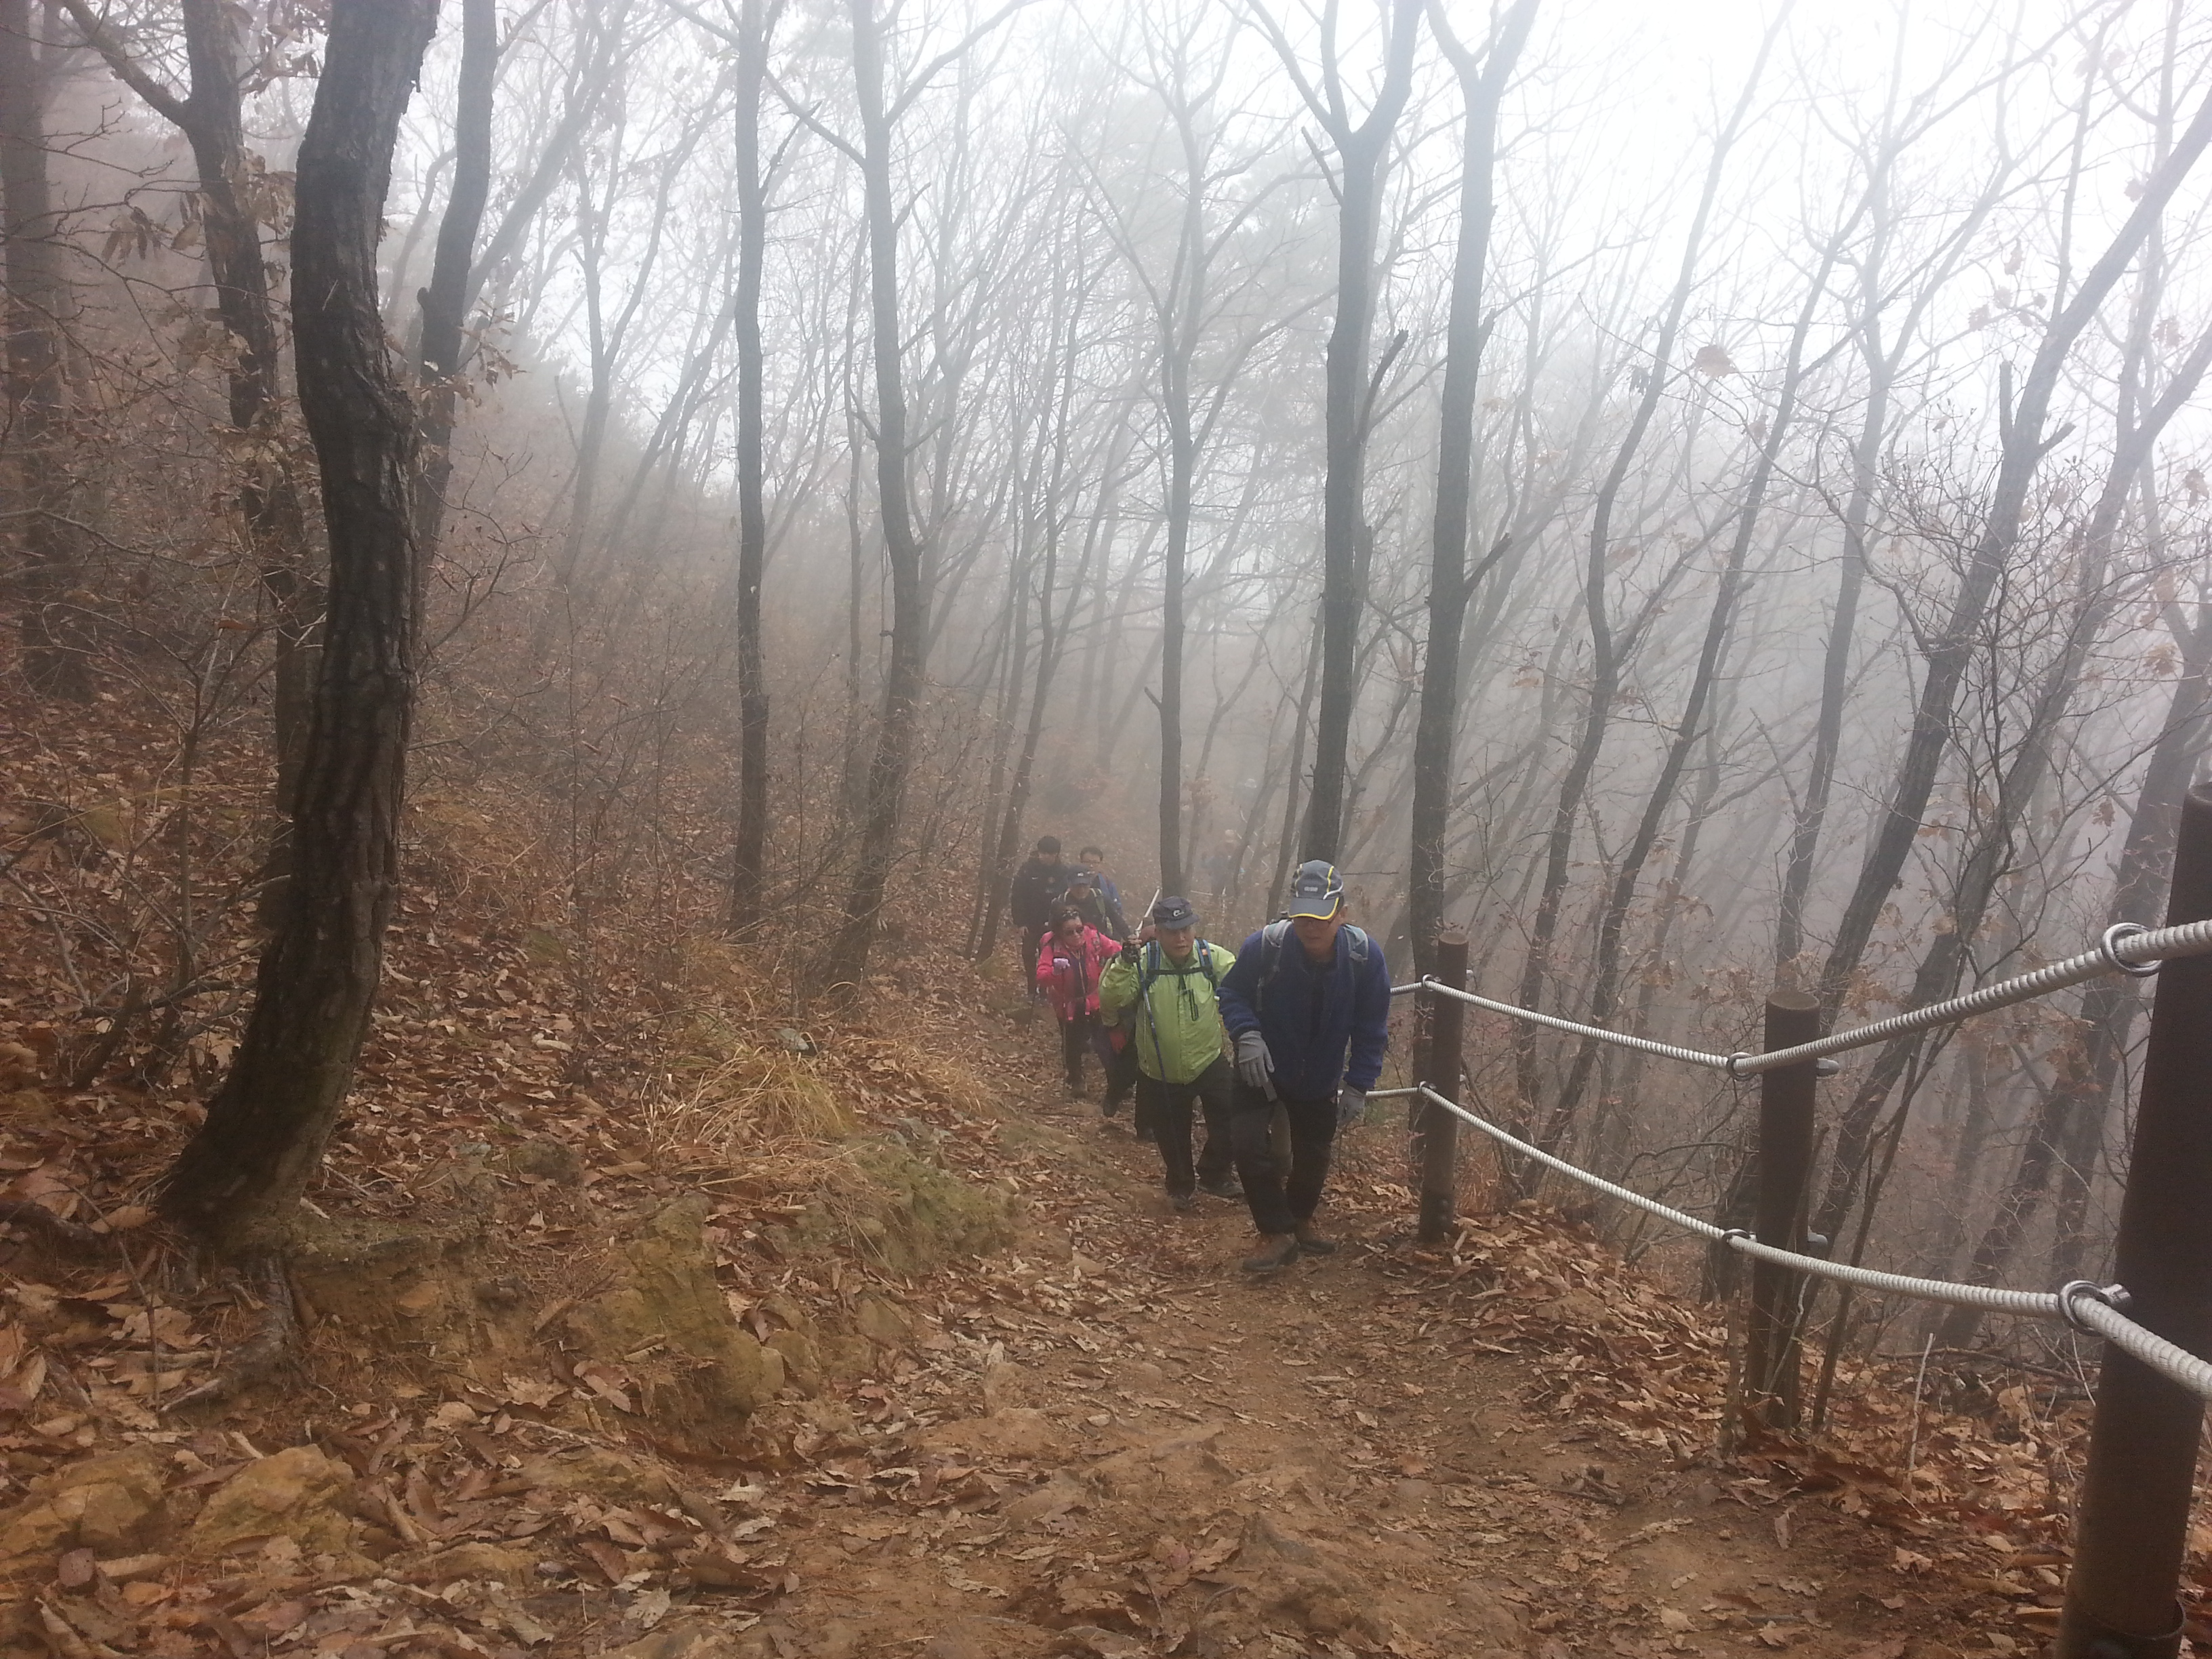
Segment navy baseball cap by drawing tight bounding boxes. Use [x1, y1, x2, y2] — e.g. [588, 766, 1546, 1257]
[1150, 895, 1199, 929]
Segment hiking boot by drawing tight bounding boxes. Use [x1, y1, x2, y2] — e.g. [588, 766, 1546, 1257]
[1292, 1221, 1338, 1256]
[1170, 1191, 1197, 1214]
[1064, 1078, 1084, 1101]
[1198, 1176, 1244, 1201]
[1101, 1092, 1125, 1118]
[1241, 1233, 1300, 1274]
[1134, 1126, 1155, 1144]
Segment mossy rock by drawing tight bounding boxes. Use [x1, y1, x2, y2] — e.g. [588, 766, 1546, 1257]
[847, 1140, 1015, 1276]
[571, 1195, 783, 1450]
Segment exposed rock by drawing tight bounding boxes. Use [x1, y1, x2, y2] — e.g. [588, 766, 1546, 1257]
[0, 1446, 168, 1570]
[570, 1195, 783, 1450]
[516, 1446, 677, 1508]
[1004, 1473, 1088, 1526]
[920, 1408, 1061, 1462]
[608, 1616, 756, 1658]
[1235, 1511, 1381, 1641]
[407, 1541, 537, 1586]
[504, 1138, 583, 1185]
[188, 1446, 356, 1561]
[853, 1292, 912, 1349]
[1449, 1578, 1529, 1652]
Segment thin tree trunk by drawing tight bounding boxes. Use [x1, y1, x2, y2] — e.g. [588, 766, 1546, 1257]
[829, 0, 930, 981]
[1294, 0, 1420, 863]
[728, 0, 779, 928]
[3, 0, 89, 700]
[411, 0, 497, 558]
[1810, 82, 2212, 1021]
[161, 0, 438, 1252]
[1408, 0, 1537, 978]
[1510, 36, 1774, 1115]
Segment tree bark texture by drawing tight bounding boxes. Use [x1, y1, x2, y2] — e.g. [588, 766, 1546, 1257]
[161, 0, 439, 1252]
[411, 0, 497, 556]
[1, 0, 90, 700]
[1407, 0, 1536, 979]
[728, 0, 777, 928]
[1296, 0, 1420, 865]
[830, 0, 930, 982]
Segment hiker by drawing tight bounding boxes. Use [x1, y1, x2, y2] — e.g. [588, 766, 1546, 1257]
[1010, 836, 1069, 1000]
[1214, 860, 1391, 1273]
[1060, 863, 1121, 941]
[1099, 897, 1242, 1213]
[1076, 846, 1131, 939]
[1202, 834, 1240, 912]
[1037, 903, 1122, 1099]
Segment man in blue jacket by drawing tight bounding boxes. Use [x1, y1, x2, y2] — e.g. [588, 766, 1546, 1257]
[1214, 860, 1391, 1273]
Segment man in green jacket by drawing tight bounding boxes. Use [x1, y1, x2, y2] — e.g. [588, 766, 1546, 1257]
[1099, 896, 1242, 1213]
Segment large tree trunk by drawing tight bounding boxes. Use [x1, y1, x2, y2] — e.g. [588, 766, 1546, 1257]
[1, 0, 90, 701]
[1407, 0, 1536, 979]
[160, 0, 438, 1253]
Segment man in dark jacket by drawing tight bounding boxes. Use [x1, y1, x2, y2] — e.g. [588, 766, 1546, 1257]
[1010, 837, 1069, 1000]
[1214, 860, 1391, 1273]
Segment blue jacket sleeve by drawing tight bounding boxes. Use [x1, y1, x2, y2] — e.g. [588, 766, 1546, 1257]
[1216, 930, 1265, 1039]
[1343, 939, 1393, 1091]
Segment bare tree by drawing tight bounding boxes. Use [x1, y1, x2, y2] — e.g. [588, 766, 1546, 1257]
[3, 0, 91, 699]
[1406, 0, 1536, 977]
[1244, 0, 1421, 863]
[162, 0, 441, 1253]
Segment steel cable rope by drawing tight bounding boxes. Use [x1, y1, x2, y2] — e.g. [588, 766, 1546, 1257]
[1416, 916, 2212, 1076]
[1383, 1082, 2212, 1400]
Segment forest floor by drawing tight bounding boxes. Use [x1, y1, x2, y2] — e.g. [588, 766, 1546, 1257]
[0, 685, 2125, 1657]
[0, 977, 2062, 1659]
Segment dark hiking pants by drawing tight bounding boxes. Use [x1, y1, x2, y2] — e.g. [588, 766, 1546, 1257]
[1231, 1080, 1337, 1235]
[1139, 1058, 1234, 1197]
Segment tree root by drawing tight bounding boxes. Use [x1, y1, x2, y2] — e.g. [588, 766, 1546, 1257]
[0, 1197, 112, 1257]
[162, 1255, 296, 1412]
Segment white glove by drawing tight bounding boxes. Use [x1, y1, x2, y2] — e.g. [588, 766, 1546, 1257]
[1336, 1086, 1367, 1130]
[1052, 956, 1072, 972]
[1234, 1031, 1275, 1096]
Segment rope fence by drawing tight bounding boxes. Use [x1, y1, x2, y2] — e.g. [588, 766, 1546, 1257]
[1392, 790, 2212, 1655]
[1418, 914, 2212, 1076]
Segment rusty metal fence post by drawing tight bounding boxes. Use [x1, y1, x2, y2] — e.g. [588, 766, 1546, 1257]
[2055, 783, 2212, 1659]
[1416, 931, 1469, 1244]
[1742, 990, 1820, 1432]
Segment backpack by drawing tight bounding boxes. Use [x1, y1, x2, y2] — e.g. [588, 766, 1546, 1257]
[1128, 939, 1224, 1079]
[1253, 918, 1370, 1015]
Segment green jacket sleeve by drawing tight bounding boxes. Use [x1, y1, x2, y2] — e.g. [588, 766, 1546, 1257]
[1099, 949, 1140, 1024]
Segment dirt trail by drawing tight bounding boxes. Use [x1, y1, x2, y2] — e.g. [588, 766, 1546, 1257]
[734, 1075, 1995, 1659]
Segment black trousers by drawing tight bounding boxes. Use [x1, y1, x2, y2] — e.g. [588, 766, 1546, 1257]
[1103, 1040, 1141, 1105]
[1231, 1080, 1337, 1235]
[1138, 1058, 1234, 1196]
[1059, 1012, 1103, 1086]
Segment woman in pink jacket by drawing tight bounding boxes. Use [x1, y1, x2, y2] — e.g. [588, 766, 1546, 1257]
[1036, 904, 1122, 1099]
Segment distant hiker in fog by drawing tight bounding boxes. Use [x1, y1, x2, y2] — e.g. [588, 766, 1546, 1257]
[1099, 897, 1242, 1213]
[1202, 834, 1239, 912]
[1038, 903, 1122, 1099]
[1061, 862, 1120, 942]
[1010, 836, 1069, 1001]
[1216, 861, 1391, 1274]
[1077, 845, 1130, 939]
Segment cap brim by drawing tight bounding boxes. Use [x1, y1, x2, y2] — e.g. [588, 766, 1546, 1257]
[1286, 899, 1340, 920]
